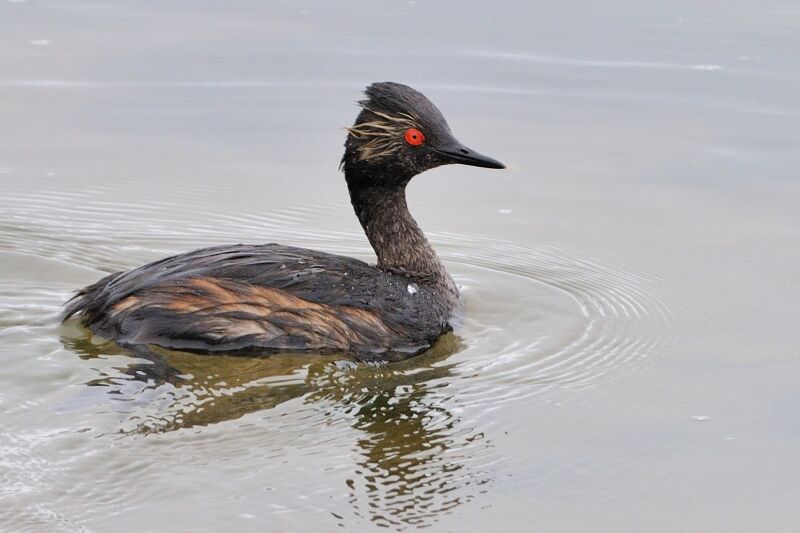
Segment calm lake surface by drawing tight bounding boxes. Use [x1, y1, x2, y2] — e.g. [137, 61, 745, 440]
[1, 1, 799, 531]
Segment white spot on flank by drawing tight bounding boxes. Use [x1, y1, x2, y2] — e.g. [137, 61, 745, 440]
[407, 283, 418, 295]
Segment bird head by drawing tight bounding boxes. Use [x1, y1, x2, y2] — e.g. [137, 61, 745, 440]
[342, 82, 504, 186]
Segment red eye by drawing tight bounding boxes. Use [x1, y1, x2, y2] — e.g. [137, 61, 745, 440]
[404, 128, 425, 146]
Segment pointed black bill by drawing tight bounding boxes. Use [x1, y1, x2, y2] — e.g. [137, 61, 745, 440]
[433, 142, 505, 169]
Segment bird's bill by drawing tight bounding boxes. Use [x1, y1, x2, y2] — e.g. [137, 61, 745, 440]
[433, 142, 505, 169]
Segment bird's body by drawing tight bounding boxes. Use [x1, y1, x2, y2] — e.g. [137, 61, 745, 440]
[63, 82, 503, 360]
[65, 244, 453, 360]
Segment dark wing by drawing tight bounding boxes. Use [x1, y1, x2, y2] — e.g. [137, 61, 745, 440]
[63, 244, 446, 357]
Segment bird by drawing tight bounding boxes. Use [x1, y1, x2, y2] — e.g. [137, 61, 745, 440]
[62, 82, 504, 361]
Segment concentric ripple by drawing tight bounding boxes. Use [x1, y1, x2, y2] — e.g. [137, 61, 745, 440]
[444, 235, 678, 404]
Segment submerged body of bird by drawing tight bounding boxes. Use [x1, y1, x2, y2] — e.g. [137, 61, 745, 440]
[63, 82, 504, 361]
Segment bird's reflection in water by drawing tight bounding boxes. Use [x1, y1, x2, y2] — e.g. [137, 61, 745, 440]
[62, 330, 490, 528]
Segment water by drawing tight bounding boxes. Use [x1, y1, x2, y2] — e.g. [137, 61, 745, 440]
[1, 1, 799, 531]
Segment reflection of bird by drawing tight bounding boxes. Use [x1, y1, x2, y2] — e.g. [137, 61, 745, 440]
[63, 331, 483, 526]
[61, 330, 462, 433]
[63, 82, 504, 360]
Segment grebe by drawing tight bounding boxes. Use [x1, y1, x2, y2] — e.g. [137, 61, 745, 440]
[63, 82, 504, 361]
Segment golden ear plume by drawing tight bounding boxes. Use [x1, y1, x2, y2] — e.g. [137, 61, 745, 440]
[346, 108, 421, 161]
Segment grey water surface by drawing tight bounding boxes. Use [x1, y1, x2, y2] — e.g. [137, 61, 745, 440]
[1, 1, 799, 531]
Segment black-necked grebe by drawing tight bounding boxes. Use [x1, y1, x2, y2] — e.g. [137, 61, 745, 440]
[63, 82, 504, 360]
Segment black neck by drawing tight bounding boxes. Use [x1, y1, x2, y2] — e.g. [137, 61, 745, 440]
[347, 179, 449, 284]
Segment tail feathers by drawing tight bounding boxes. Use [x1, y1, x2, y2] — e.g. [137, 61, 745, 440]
[61, 271, 122, 322]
